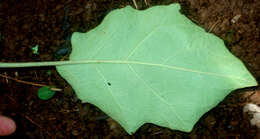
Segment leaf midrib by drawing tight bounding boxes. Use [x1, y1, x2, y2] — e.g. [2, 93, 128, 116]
[0, 60, 249, 83]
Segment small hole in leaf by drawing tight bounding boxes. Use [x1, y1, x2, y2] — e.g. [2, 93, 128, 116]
[107, 82, 111, 86]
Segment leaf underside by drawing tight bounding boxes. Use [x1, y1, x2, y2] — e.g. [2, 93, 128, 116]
[56, 4, 257, 134]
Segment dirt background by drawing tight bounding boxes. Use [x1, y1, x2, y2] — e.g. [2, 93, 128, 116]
[0, 0, 260, 138]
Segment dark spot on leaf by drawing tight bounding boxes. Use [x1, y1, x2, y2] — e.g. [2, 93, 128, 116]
[107, 82, 111, 86]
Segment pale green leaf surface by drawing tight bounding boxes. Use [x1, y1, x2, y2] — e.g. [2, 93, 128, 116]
[56, 4, 257, 134]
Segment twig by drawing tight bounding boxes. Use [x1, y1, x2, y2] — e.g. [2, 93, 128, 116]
[0, 74, 62, 91]
[4, 72, 8, 84]
[25, 115, 42, 128]
[7, 96, 17, 105]
[208, 20, 220, 33]
[132, 0, 138, 9]
[151, 130, 163, 135]
[25, 115, 52, 136]
[144, 0, 149, 6]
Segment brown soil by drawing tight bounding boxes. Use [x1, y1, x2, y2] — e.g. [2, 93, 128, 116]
[0, 0, 260, 138]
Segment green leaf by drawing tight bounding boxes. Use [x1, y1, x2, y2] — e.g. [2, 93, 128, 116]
[31, 45, 39, 55]
[56, 4, 257, 134]
[37, 86, 56, 100]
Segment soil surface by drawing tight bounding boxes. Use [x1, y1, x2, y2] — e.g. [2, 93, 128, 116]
[0, 0, 260, 138]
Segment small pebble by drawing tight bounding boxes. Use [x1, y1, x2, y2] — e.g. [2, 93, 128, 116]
[72, 130, 80, 136]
